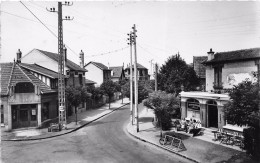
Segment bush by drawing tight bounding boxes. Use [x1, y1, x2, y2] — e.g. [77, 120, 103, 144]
[244, 127, 260, 160]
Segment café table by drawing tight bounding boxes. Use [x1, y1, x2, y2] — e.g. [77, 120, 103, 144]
[211, 130, 219, 141]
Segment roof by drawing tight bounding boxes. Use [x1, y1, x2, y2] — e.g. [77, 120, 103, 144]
[193, 56, 207, 78]
[85, 61, 110, 70]
[85, 79, 96, 84]
[1, 62, 56, 96]
[125, 63, 147, 70]
[110, 66, 123, 78]
[19, 63, 59, 79]
[204, 48, 260, 65]
[36, 49, 87, 72]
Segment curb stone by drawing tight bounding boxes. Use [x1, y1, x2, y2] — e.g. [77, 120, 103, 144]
[2, 103, 129, 141]
[126, 123, 199, 163]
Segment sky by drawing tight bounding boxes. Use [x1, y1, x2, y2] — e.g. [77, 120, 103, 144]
[1, 1, 260, 75]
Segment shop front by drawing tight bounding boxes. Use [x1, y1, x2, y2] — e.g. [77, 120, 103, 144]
[180, 91, 229, 129]
[11, 104, 38, 129]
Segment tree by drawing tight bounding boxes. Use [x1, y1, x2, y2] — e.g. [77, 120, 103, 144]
[122, 80, 149, 104]
[100, 80, 118, 109]
[223, 80, 260, 160]
[223, 80, 258, 126]
[143, 91, 180, 131]
[158, 53, 200, 95]
[66, 86, 90, 125]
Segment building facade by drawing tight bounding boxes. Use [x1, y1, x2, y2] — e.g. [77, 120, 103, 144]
[84, 61, 111, 86]
[125, 63, 150, 81]
[181, 48, 260, 129]
[110, 66, 125, 83]
[1, 61, 58, 130]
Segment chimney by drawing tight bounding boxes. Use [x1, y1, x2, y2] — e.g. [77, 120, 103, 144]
[16, 49, 22, 63]
[64, 46, 67, 62]
[108, 62, 110, 69]
[79, 50, 84, 68]
[207, 48, 215, 60]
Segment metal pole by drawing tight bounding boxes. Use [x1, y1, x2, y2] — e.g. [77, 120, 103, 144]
[58, 2, 66, 128]
[129, 33, 134, 125]
[133, 24, 139, 132]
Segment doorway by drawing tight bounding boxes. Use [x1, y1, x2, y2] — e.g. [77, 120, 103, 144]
[207, 101, 218, 128]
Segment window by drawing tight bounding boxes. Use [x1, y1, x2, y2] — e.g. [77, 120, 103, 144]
[214, 66, 222, 88]
[1, 105, 4, 123]
[79, 74, 83, 86]
[50, 79, 58, 89]
[14, 82, 34, 93]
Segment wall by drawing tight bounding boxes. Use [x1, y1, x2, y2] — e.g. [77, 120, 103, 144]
[85, 64, 103, 86]
[206, 60, 257, 91]
[22, 49, 69, 73]
[222, 61, 257, 89]
[205, 66, 214, 91]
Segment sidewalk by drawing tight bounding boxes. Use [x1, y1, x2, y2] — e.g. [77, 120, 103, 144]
[127, 108, 256, 163]
[1, 98, 129, 141]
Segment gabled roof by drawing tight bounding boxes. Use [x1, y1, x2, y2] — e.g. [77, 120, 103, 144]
[19, 63, 59, 79]
[110, 66, 124, 78]
[36, 49, 87, 72]
[85, 61, 110, 70]
[193, 56, 207, 78]
[85, 79, 96, 84]
[204, 48, 260, 65]
[125, 63, 147, 70]
[1, 62, 56, 96]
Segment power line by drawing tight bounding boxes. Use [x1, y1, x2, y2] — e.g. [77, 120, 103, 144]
[19, 1, 78, 57]
[20, 1, 58, 38]
[85, 46, 129, 58]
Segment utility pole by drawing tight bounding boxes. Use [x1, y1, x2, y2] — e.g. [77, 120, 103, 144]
[47, 1, 73, 130]
[155, 63, 158, 91]
[127, 32, 134, 125]
[149, 59, 154, 78]
[132, 24, 139, 132]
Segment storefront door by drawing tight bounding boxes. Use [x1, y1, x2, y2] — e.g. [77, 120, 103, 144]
[19, 109, 29, 128]
[208, 105, 218, 128]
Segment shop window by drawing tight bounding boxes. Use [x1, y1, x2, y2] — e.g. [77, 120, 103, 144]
[14, 82, 34, 93]
[42, 102, 49, 121]
[1, 105, 4, 123]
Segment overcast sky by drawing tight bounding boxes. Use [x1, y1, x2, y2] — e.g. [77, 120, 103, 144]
[1, 1, 260, 74]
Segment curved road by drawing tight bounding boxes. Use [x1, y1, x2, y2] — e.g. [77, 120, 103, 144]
[2, 105, 192, 163]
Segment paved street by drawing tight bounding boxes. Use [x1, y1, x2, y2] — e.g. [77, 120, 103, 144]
[1, 105, 192, 163]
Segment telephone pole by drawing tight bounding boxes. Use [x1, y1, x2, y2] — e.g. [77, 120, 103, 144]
[155, 63, 158, 91]
[47, 2, 73, 129]
[132, 24, 139, 132]
[127, 32, 134, 125]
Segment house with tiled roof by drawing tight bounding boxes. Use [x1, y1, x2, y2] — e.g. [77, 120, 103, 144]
[193, 56, 207, 88]
[180, 47, 260, 130]
[0, 60, 58, 130]
[124, 63, 150, 81]
[84, 61, 111, 86]
[21, 48, 87, 87]
[110, 66, 125, 82]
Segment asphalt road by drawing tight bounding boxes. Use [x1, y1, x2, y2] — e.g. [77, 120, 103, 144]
[1, 105, 192, 163]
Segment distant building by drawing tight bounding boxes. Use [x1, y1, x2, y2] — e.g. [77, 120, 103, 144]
[84, 61, 111, 86]
[125, 63, 150, 81]
[180, 48, 260, 129]
[193, 56, 207, 88]
[110, 66, 125, 83]
[85, 79, 96, 87]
